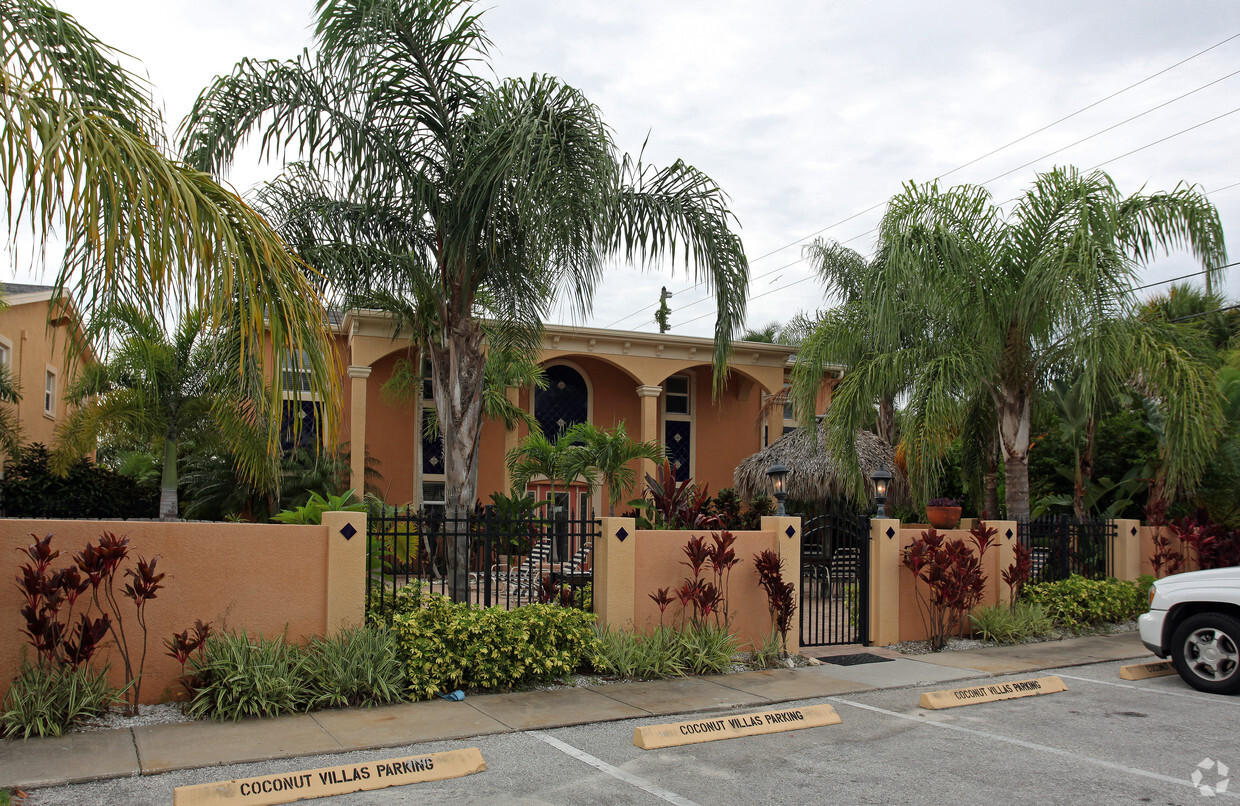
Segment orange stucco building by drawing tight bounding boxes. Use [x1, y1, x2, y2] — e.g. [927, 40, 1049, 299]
[0, 284, 91, 463]
[317, 311, 837, 515]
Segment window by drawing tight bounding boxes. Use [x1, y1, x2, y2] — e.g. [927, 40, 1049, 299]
[43, 368, 56, 418]
[278, 350, 324, 452]
[419, 360, 445, 516]
[0, 336, 11, 374]
[663, 374, 692, 481]
[534, 364, 589, 439]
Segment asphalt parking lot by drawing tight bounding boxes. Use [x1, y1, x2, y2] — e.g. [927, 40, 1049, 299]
[24, 658, 1239, 805]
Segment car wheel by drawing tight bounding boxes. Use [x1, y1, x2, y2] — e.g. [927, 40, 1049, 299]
[1170, 612, 1240, 695]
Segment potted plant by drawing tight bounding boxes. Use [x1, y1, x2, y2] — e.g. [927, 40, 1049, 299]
[925, 497, 962, 530]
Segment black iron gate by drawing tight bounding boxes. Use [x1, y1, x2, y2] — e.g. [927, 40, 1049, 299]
[800, 509, 870, 646]
[366, 506, 599, 620]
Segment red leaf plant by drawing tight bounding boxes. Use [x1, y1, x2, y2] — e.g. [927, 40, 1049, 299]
[902, 522, 996, 651]
[164, 619, 213, 696]
[753, 549, 797, 654]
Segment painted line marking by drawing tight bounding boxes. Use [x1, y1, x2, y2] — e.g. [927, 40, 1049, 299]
[827, 696, 1239, 799]
[1057, 672, 1240, 706]
[527, 730, 702, 806]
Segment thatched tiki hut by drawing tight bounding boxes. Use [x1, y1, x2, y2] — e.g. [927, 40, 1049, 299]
[733, 424, 909, 511]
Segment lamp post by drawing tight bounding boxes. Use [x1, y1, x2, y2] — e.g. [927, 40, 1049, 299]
[871, 468, 892, 518]
[767, 463, 789, 516]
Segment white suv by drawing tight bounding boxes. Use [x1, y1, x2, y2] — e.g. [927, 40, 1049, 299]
[1139, 567, 1240, 695]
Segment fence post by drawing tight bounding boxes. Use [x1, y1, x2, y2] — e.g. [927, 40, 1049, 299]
[595, 517, 636, 630]
[761, 515, 802, 655]
[868, 518, 902, 646]
[992, 520, 1019, 607]
[322, 511, 368, 633]
[1111, 519, 1141, 581]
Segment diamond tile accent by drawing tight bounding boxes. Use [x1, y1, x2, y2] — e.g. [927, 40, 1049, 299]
[340, 523, 357, 541]
[885, 526, 895, 539]
[1131, 526, 1138, 536]
[1005, 528, 1013, 539]
[785, 526, 796, 539]
[615, 527, 629, 542]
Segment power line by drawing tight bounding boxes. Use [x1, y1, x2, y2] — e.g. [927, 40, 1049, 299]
[1169, 303, 1240, 323]
[600, 33, 1240, 332]
[601, 32, 1240, 330]
[1091, 107, 1240, 170]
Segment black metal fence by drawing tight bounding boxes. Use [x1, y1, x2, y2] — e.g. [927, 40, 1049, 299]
[366, 506, 599, 621]
[1017, 515, 1116, 582]
[800, 509, 871, 646]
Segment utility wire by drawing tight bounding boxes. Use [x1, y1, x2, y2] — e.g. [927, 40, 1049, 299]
[602, 33, 1240, 330]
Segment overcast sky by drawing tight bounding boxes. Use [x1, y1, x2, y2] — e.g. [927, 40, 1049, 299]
[30, 0, 1240, 339]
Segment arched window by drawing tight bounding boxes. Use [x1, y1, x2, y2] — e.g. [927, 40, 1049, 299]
[535, 364, 589, 439]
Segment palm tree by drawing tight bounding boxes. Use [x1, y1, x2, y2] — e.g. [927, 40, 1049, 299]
[570, 422, 665, 517]
[794, 166, 1226, 519]
[0, 0, 338, 473]
[506, 429, 597, 562]
[181, 0, 748, 598]
[52, 305, 269, 520]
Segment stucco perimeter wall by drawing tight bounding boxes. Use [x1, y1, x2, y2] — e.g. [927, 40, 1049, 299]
[1, 516, 365, 704]
[630, 529, 782, 650]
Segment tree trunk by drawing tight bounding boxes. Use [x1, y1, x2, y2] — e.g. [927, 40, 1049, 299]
[876, 396, 896, 446]
[1073, 416, 1096, 519]
[984, 434, 1001, 520]
[428, 317, 488, 603]
[995, 383, 1032, 520]
[159, 433, 178, 521]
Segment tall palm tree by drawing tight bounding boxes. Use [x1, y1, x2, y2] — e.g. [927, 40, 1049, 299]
[52, 305, 272, 520]
[794, 166, 1226, 519]
[180, 0, 749, 598]
[0, 0, 338, 474]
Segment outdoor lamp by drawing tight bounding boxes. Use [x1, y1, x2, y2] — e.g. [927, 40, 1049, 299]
[871, 468, 892, 518]
[767, 463, 789, 516]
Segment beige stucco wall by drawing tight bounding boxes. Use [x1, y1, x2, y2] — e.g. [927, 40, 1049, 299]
[1, 516, 365, 704]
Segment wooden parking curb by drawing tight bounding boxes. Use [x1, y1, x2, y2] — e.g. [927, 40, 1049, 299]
[1119, 660, 1176, 680]
[633, 704, 841, 749]
[919, 676, 1067, 710]
[172, 748, 486, 805]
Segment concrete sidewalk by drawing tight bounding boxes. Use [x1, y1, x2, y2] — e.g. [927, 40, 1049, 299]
[0, 632, 1149, 792]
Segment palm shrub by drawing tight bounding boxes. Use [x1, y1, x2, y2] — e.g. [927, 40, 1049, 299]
[186, 631, 309, 721]
[1, 660, 117, 739]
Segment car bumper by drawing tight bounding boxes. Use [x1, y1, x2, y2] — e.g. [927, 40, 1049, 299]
[1138, 610, 1167, 657]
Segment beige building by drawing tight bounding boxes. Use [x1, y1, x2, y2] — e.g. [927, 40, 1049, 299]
[0, 283, 91, 460]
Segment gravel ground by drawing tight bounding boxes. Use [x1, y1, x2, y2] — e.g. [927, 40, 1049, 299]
[74, 702, 195, 732]
[887, 619, 1138, 655]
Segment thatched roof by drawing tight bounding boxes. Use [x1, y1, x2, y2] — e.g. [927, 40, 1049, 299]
[733, 424, 910, 508]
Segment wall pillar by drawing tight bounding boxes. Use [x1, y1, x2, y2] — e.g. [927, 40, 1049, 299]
[1112, 518, 1142, 581]
[991, 520, 1018, 607]
[636, 385, 662, 480]
[322, 511, 368, 633]
[595, 517, 636, 630]
[347, 365, 372, 496]
[762, 515, 802, 655]
[868, 518, 902, 647]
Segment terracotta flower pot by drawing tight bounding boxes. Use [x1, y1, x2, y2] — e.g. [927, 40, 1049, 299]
[925, 505, 962, 530]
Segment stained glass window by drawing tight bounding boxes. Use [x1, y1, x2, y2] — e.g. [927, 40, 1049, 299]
[535, 365, 588, 439]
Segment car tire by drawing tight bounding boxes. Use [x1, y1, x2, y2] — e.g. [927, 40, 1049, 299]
[1170, 612, 1240, 695]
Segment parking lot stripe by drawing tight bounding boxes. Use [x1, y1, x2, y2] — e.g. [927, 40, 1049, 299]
[827, 696, 1237, 798]
[526, 730, 703, 806]
[1057, 672, 1240, 705]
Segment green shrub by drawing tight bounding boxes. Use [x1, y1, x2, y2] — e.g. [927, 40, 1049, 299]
[969, 602, 1055, 644]
[749, 629, 784, 670]
[390, 593, 598, 699]
[1022, 575, 1147, 632]
[678, 621, 739, 675]
[0, 444, 157, 519]
[1, 661, 118, 739]
[300, 625, 407, 710]
[186, 631, 309, 721]
[590, 622, 736, 678]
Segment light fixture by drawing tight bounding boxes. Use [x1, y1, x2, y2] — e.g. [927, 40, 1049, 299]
[871, 468, 892, 518]
[767, 463, 789, 516]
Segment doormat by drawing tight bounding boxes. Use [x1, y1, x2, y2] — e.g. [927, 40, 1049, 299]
[819, 653, 895, 666]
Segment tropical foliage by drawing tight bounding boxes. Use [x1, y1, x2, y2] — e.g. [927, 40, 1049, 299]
[181, 0, 749, 598]
[795, 167, 1227, 518]
[0, 0, 338, 466]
